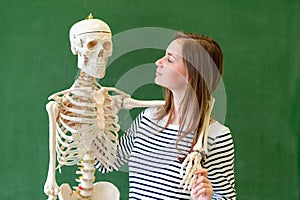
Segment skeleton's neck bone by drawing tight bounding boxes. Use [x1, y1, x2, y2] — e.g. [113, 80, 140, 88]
[77, 71, 97, 88]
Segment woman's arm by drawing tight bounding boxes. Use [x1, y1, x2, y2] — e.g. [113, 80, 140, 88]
[196, 130, 236, 200]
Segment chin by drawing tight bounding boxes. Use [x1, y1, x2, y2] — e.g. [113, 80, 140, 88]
[154, 79, 167, 89]
[154, 78, 161, 86]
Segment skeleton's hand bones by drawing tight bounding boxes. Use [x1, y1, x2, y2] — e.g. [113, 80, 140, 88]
[92, 87, 130, 114]
[179, 150, 206, 191]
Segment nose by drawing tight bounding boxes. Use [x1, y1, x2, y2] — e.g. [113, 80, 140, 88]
[98, 49, 104, 57]
[155, 57, 163, 67]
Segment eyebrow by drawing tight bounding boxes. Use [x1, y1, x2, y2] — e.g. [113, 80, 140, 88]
[167, 52, 181, 61]
[167, 52, 176, 58]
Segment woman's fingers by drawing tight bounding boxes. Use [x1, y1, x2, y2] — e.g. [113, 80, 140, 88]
[191, 168, 213, 199]
[193, 182, 211, 193]
[194, 168, 208, 177]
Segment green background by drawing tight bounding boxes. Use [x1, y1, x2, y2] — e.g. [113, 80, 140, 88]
[0, 0, 299, 199]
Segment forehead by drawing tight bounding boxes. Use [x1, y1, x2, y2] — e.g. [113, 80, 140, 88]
[80, 32, 112, 40]
[166, 39, 184, 57]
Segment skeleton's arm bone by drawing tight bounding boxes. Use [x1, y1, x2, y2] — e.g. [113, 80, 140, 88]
[44, 101, 60, 199]
[104, 86, 165, 109]
[179, 97, 215, 190]
[193, 97, 215, 152]
[122, 97, 165, 110]
[95, 86, 165, 110]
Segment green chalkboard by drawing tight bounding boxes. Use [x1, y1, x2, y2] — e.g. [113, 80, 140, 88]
[0, 0, 299, 199]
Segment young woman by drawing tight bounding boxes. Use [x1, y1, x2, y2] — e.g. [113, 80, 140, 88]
[96, 33, 236, 200]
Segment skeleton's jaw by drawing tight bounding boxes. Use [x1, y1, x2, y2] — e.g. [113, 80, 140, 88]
[77, 56, 106, 79]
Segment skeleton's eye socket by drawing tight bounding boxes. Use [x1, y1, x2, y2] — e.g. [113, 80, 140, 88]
[103, 41, 112, 51]
[87, 40, 98, 50]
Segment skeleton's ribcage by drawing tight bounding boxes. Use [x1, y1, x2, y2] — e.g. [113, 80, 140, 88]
[55, 88, 119, 170]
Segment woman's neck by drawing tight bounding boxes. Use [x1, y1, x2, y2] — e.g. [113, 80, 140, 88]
[171, 87, 185, 110]
[168, 89, 187, 125]
[169, 90, 216, 126]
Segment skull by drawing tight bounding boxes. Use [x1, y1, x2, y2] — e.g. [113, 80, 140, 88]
[69, 17, 112, 79]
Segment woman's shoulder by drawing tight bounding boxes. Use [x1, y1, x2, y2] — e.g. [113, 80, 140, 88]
[142, 107, 159, 118]
[208, 121, 231, 140]
[207, 121, 234, 153]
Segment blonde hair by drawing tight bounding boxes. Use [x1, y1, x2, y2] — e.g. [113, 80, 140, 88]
[156, 32, 224, 162]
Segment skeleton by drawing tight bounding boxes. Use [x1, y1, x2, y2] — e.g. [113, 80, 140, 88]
[179, 97, 215, 191]
[43, 14, 164, 200]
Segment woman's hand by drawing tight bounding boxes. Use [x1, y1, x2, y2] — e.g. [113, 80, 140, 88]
[191, 169, 213, 200]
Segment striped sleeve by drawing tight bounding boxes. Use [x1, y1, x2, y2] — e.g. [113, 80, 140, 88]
[204, 130, 236, 199]
[95, 111, 144, 172]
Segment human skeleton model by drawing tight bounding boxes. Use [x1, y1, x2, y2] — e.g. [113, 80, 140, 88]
[43, 15, 165, 200]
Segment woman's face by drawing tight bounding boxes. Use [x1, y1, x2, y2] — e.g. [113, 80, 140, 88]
[155, 39, 187, 91]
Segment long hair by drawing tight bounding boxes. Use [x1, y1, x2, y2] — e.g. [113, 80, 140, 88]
[156, 32, 224, 162]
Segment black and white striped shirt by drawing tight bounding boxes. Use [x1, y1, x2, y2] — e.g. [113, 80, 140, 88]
[95, 107, 236, 199]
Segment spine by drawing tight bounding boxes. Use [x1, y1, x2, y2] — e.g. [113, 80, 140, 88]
[74, 151, 95, 199]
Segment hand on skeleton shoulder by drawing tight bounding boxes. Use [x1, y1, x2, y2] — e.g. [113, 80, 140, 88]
[111, 95, 125, 114]
[92, 86, 131, 114]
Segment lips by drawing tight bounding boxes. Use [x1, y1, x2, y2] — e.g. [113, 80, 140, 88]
[156, 71, 162, 76]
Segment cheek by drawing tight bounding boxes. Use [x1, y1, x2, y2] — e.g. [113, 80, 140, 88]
[167, 66, 187, 84]
[155, 68, 187, 90]
[175, 65, 186, 78]
[167, 69, 185, 81]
